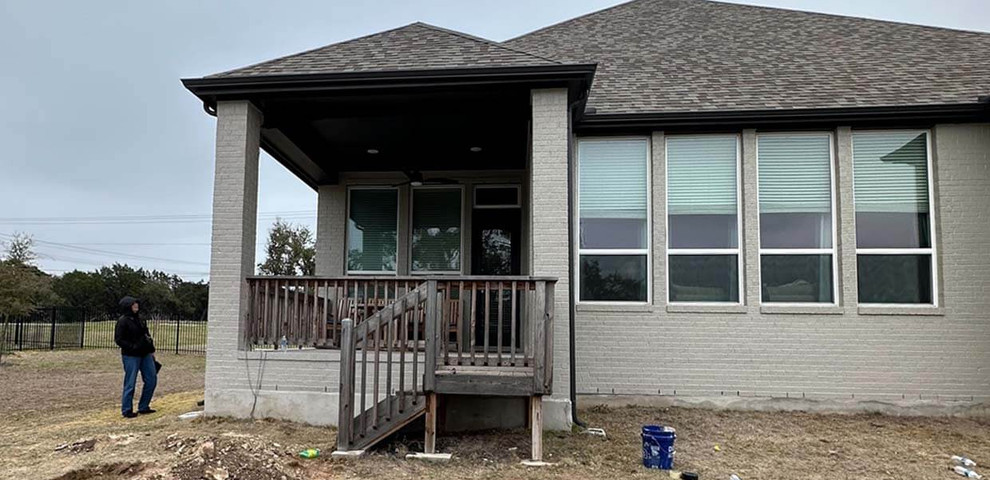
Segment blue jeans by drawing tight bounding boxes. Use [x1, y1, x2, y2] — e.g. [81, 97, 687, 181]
[121, 354, 157, 414]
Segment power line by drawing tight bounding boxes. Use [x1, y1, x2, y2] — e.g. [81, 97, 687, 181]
[0, 210, 315, 225]
[0, 232, 209, 267]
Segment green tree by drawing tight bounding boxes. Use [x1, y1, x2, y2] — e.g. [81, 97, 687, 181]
[0, 234, 54, 363]
[258, 219, 315, 276]
[52, 270, 105, 310]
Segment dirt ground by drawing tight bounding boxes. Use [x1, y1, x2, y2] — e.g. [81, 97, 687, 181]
[1, 350, 988, 480]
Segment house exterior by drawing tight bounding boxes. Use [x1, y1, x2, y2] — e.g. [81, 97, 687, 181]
[184, 0, 990, 450]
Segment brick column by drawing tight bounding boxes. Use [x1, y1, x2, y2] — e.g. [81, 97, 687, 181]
[316, 185, 346, 276]
[206, 101, 262, 398]
[529, 88, 572, 428]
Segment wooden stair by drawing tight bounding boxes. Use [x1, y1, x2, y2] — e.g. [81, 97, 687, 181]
[350, 393, 426, 451]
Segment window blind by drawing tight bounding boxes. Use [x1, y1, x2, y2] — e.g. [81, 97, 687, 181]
[667, 136, 737, 215]
[412, 189, 462, 272]
[579, 139, 648, 219]
[758, 135, 831, 214]
[853, 133, 929, 213]
[347, 189, 397, 272]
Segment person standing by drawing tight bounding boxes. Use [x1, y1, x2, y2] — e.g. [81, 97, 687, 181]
[114, 296, 157, 418]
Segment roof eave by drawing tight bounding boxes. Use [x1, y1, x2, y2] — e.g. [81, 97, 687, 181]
[576, 103, 990, 133]
[182, 63, 597, 106]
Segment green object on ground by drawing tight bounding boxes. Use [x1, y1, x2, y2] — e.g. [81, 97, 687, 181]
[299, 448, 320, 459]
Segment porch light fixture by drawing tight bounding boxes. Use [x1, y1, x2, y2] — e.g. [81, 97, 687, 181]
[367, 148, 379, 154]
[470, 146, 482, 152]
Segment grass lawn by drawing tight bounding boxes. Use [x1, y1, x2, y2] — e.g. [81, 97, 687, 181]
[0, 349, 987, 480]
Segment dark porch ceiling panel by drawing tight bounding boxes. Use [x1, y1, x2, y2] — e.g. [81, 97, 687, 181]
[262, 87, 532, 174]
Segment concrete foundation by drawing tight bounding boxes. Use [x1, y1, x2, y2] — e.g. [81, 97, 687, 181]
[578, 394, 990, 418]
[205, 389, 340, 426]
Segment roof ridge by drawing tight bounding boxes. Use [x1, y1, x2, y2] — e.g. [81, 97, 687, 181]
[701, 0, 990, 36]
[412, 22, 562, 64]
[506, 0, 990, 44]
[504, 0, 653, 43]
[209, 22, 428, 77]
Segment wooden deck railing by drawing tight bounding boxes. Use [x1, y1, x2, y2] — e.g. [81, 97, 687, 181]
[329, 277, 556, 451]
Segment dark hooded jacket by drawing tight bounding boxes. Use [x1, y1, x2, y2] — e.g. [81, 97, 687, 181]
[115, 296, 155, 357]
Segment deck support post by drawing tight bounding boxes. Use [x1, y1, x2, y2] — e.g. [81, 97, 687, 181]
[530, 395, 543, 462]
[425, 393, 438, 454]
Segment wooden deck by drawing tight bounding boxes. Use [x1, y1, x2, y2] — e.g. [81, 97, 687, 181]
[245, 275, 557, 460]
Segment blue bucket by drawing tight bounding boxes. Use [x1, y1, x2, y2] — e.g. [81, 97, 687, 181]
[642, 425, 676, 470]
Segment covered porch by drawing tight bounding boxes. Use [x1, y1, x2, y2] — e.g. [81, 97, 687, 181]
[183, 60, 593, 459]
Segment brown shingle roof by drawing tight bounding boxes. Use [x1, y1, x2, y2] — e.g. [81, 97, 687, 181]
[212, 22, 560, 77]
[503, 0, 990, 114]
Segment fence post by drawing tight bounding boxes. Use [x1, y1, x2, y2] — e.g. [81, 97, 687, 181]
[49, 308, 57, 350]
[175, 316, 181, 355]
[79, 312, 86, 349]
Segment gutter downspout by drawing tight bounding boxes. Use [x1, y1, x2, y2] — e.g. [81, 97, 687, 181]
[567, 98, 587, 429]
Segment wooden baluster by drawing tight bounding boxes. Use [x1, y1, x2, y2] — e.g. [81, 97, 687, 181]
[483, 281, 491, 366]
[399, 295, 407, 412]
[469, 281, 477, 366]
[457, 280, 464, 365]
[441, 283, 449, 366]
[283, 280, 290, 346]
[363, 281, 370, 324]
[412, 290, 420, 400]
[510, 281, 517, 366]
[320, 280, 329, 348]
[424, 280, 438, 393]
[372, 317, 380, 428]
[337, 318, 355, 451]
[359, 320, 367, 436]
[497, 281, 504, 366]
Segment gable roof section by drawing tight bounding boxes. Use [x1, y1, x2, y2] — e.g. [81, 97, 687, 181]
[212, 22, 560, 77]
[504, 0, 990, 114]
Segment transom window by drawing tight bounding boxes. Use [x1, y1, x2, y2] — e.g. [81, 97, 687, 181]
[853, 131, 936, 305]
[411, 187, 463, 274]
[666, 135, 741, 303]
[577, 138, 650, 302]
[757, 133, 836, 304]
[346, 188, 398, 274]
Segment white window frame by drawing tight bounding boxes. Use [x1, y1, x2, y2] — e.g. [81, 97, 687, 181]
[410, 185, 465, 275]
[665, 134, 744, 305]
[345, 186, 400, 275]
[756, 132, 839, 306]
[473, 184, 521, 209]
[574, 136, 653, 305]
[852, 129, 938, 307]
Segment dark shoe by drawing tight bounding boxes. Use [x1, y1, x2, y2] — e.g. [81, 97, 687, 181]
[137, 408, 157, 415]
[122, 411, 138, 418]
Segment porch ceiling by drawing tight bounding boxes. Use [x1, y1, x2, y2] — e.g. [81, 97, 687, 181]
[183, 64, 596, 188]
[266, 87, 531, 177]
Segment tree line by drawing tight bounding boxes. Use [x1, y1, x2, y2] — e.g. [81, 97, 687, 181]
[0, 220, 316, 320]
[0, 234, 208, 319]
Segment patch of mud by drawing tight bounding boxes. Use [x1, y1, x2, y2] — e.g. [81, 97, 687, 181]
[164, 434, 300, 480]
[50, 462, 145, 480]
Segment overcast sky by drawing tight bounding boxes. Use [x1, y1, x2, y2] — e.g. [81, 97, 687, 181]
[1, 0, 987, 281]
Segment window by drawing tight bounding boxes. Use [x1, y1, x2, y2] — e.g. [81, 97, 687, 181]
[757, 134, 836, 304]
[346, 188, 398, 273]
[411, 187, 462, 273]
[853, 131, 936, 304]
[577, 138, 650, 302]
[474, 186, 520, 208]
[666, 135, 740, 303]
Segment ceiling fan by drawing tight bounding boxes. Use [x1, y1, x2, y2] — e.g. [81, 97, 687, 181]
[392, 170, 457, 187]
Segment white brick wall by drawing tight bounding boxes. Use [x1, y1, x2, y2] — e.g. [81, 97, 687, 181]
[575, 123, 990, 402]
[530, 88, 572, 399]
[205, 101, 262, 403]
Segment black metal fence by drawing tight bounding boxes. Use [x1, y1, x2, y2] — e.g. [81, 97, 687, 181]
[0, 307, 207, 354]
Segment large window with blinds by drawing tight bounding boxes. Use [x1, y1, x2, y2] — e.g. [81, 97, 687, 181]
[411, 187, 463, 273]
[347, 188, 399, 273]
[666, 135, 741, 303]
[757, 133, 836, 304]
[577, 138, 650, 302]
[853, 131, 936, 304]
